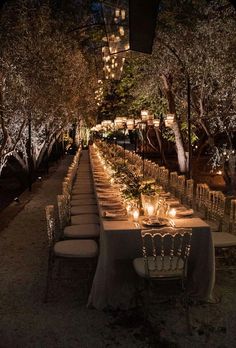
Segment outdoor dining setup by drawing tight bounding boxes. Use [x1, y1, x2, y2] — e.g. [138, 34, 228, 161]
[44, 139, 236, 317]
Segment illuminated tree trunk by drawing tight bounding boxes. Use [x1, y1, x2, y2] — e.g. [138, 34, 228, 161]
[160, 72, 188, 173]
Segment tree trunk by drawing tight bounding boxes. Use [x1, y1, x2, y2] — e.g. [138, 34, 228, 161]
[160, 72, 187, 173]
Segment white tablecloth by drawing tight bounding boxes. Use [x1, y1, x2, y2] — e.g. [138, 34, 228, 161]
[88, 147, 215, 310]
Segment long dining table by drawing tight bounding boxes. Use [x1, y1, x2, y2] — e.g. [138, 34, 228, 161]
[87, 146, 215, 310]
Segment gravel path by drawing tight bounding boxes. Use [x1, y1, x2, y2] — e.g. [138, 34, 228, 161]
[0, 156, 236, 348]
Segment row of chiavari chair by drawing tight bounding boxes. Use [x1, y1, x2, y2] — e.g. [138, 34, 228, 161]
[124, 149, 236, 258]
[44, 147, 99, 301]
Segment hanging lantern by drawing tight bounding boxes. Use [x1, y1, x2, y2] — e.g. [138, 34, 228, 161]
[126, 119, 135, 130]
[165, 114, 175, 127]
[147, 114, 154, 125]
[114, 117, 125, 129]
[153, 119, 160, 128]
[135, 118, 141, 126]
[141, 110, 149, 121]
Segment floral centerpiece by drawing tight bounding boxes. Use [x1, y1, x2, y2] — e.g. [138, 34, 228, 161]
[95, 141, 162, 215]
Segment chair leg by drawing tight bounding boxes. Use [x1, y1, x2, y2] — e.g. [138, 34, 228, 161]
[44, 255, 54, 303]
[144, 279, 150, 321]
[182, 294, 192, 335]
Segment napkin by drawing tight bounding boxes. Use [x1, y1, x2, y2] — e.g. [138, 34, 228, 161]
[101, 201, 123, 209]
[176, 209, 194, 217]
[103, 211, 127, 220]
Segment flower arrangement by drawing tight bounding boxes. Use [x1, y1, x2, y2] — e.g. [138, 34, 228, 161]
[96, 141, 161, 202]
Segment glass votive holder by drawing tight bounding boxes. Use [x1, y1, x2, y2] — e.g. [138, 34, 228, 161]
[126, 203, 132, 216]
[146, 203, 155, 217]
[168, 208, 177, 218]
[132, 208, 140, 222]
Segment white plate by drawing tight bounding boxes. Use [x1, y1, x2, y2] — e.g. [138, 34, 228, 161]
[142, 218, 168, 227]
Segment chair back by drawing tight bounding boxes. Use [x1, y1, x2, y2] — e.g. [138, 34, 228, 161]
[156, 166, 165, 185]
[185, 179, 194, 207]
[45, 205, 56, 248]
[208, 190, 226, 230]
[160, 168, 169, 191]
[176, 175, 186, 201]
[169, 172, 178, 194]
[153, 163, 159, 178]
[229, 199, 236, 233]
[196, 183, 209, 215]
[141, 227, 192, 278]
[57, 193, 70, 229]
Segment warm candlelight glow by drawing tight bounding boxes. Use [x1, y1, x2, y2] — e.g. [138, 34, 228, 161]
[168, 208, 176, 218]
[132, 208, 140, 222]
[146, 203, 155, 217]
[126, 203, 132, 216]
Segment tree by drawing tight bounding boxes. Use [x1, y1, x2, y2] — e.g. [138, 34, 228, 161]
[0, 1, 97, 178]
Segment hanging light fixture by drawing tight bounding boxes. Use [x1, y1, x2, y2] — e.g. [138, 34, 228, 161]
[165, 114, 175, 127]
[141, 110, 149, 121]
[153, 119, 160, 128]
[126, 119, 135, 130]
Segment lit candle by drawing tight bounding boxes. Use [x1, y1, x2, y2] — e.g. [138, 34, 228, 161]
[126, 203, 132, 216]
[146, 204, 155, 217]
[132, 208, 140, 222]
[115, 8, 120, 17]
[168, 208, 176, 218]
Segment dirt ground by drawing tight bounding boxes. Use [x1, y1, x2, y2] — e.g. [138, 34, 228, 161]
[0, 155, 236, 348]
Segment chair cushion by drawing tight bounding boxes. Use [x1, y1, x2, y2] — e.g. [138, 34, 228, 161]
[77, 169, 91, 173]
[73, 183, 93, 189]
[72, 188, 94, 194]
[212, 232, 236, 247]
[133, 256, 184, 279]
[72, 194, 95, 200]
[54, 239, 98, 258]
[71, 214, 100, 225]
[71, 205, 98, 215]
[64, 224, 100, 238]
[76, 174, 92, 177]
[71, 198, 97, 206]
[74, 178, 93, 182]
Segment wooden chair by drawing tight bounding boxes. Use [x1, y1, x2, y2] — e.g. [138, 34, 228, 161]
[45, 205, 98, 302]
[133, 227, 192, 332]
